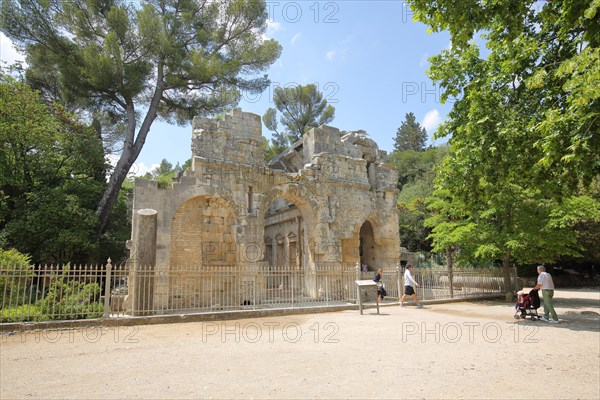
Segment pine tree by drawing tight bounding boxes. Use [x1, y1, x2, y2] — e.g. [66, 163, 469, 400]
[393, 112, 428, 152]
[1, 0, 282, 233]
[262, 84, 335, 157]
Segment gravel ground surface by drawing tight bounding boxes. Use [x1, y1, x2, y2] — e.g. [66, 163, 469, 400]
[1, 288, 599, 400]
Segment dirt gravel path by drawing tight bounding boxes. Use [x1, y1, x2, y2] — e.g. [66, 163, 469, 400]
[1, 288, 599, 399]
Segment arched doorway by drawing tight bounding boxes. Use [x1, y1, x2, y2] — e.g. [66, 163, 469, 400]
[359, 220, 376, 271]
[260, 185, 318, 297]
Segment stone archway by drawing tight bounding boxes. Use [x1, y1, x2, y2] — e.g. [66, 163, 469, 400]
[259, 184, 317, 270]
[170, 195, 237, 268]
[168, 195, 237, 309]
[260, 184, 317, 296]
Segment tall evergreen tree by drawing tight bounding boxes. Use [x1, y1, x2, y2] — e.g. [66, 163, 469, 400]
[1, 0, 282, 233]
[393, 112, 428, 152]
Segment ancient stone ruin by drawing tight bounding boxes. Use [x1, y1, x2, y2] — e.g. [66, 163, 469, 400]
[129, 108, 400, 312]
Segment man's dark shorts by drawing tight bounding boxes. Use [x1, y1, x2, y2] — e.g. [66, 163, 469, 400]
[404, 285, 415, 295]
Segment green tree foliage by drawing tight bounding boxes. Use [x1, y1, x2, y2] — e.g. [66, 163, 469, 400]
[407, 0, 600, 295]
[398, 200, 432, 252]
[142, 158, 188, 188]
[409, 0, 599, 185]
[263, 84, 335, 157]
[389, 146, 449, 252]
[0, 75, 107, 263]
[262, 136, 283, 163]
[555, 177, 600, 269]
[393, 112, 428, 152]
[150, 159, 177, 178]
[1, 0, 282, 233]
[389, 145, 449, 193]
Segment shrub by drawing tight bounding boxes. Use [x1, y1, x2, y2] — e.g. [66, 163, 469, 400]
[38, 276, 104, 320]
[0, 248, 34, 308]
[0, 304, 41, 322]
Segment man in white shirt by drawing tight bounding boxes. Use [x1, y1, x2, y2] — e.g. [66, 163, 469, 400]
[534, 265, 558, 323]
[401, 265, 422, 308]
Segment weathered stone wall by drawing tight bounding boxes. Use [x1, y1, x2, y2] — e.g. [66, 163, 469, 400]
[191, 108, 265, 165]
[130, 108, 400, 311]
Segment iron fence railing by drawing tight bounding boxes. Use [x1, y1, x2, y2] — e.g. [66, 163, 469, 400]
[412, 269, 517, 301]
[1, 261, 517, 323]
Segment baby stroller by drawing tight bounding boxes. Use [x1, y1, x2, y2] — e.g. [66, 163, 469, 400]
[514, 289, 541, 320]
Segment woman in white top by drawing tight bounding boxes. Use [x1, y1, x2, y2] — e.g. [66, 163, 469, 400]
[401, 264, 422, 308]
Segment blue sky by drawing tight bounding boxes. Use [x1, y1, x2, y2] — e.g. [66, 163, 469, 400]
[0, 1, 453, 175]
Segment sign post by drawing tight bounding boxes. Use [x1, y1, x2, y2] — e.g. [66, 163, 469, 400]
[355, 280, 379, 315]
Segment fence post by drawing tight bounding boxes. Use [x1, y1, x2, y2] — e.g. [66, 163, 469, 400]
[103, 258, 112, 319]
[447, 248, 454, 299]
[355, 261, 361, 303]
[290, 271, 296, 304]
[396, 264, 402, 304]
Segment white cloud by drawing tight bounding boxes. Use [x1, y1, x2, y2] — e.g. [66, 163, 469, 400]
[106, 154, 157, 177]
[131, 162, 159, 177]
[263, 20, 282, 40]
[266, 20, 281, 32]
[0, 32, 26, 65]
[291, 33, 301, 45]
[326, 50, 336, 61]
[422, 109, 442, 133]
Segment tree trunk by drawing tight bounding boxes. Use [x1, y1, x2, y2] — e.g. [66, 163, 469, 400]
[96, 153, 135, 234]
[502, 252, 513, 302]
[446, 247, 454, 298]
[96, 66, 164, 234]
